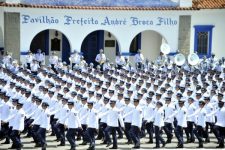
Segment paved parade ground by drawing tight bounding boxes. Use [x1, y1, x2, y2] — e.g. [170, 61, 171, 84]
[0, 133, 220, 150]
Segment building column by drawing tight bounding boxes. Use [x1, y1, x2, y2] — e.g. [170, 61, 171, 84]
[178, 15, 191, 56]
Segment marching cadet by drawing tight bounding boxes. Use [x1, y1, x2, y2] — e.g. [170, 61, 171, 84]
[134, 49, 144, 70]
[163, 96, 176, 143]
[64, 100, 82, 150]
[85, 100, 99, 150]
[174, 98, 188, 148]
[78, 96, 89, 145]
[213, 99, 225, 148]
[142, 97, 155, 144]
[49, 52, 59, 74]
[204, 95, 215, 143]
[185, 97, 196, 143]
[54, 97, 69, 146]
[3, 99, 25, 150]
[26, 51, 34, 70]
[69, 51, 80, 70]
[153, 101, 166, 148]
[104, 99, 125, 149]
[98, 96, 110, 143]
[35, 49, 45, 66]
[115, 53, 125, 69]
[122, 96, 134, 144]
[36, 102, 51, 150]
[95, 49, 106, 71]
[190, 100, 208, 148]
[30, 60, 40, 75]
[130, 98, 143, 149]
[0, 94, 12, 144]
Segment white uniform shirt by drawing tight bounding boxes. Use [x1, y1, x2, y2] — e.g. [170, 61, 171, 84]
[79, 104, 89, 125]
[187, 103, 197, 122]
[164, 103, 176, 123]
[5, 108, 25, 131]
[95, 54, 106, 63]
[65, 109, 81, 129]
[215, 107, 225, 127]
[131, 105, 143, 128]
[49, 55, 59, 65]
[134, 53, 144, 63]
[86, 108, 99, 129]
[107, 107, 124, 127]
[39, 109, 51, 130]
[143, 103, 155, 122]
[26, 54, 34, 63]
[115, 56, 125, 66]
[69, 54, 80, 64]
[0, 101, 12, 121]
[176, 106, 188, 127]
[153, 107, 164, 127]
[123, 103, 135, 123]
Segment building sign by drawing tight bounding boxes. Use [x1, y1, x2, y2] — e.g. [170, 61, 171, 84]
[21, 14, 178, 27]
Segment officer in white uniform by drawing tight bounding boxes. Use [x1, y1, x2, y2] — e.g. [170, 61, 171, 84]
[153, 101, 166, 148]
[30, 60, 40, 75]
[49, 52, 59, 74]
[134, 49, 144, 70]
[104, 99, 124, 149]
[26, 51, 34, 70]
[4, 99, 25, 149]
[69, 51, 80, 70]
[85, 100, 99, 150]
[213, 99, 225, 148]
[65, 100, 82, 150]
[115, 53, 125, 69]
[174, 98, 187, 148]
[95, 49, 106, 71]
[130, 98, 143, 149]
[35, 49, 45, 66]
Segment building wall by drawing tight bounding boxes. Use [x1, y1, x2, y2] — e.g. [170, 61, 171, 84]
[0, 8, 4, 51]
[141, 30, 162, 61]
[104, 31, 118, 63]
[4, 12, 20, 61]
[190, 9, 225, 58]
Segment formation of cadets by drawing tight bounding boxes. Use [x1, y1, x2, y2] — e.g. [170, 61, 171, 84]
[0, 49, 225, 150]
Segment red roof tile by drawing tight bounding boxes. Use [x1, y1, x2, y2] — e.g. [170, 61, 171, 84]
[0, 0, 225, 10]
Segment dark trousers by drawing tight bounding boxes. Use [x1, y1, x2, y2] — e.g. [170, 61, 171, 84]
[55, 123, 65, 144]
[185, 121, 195, 141]
[51, 64, 58, 74]
[50, 116, 57, 135]
[36, 128, 46, 148]
[10, 130, 22, 149]
[0, 122, 9, 140]
[31, 125, 40, 144]
[85, 128, 97, 148]
[77, 124, 87, 141]
[66, 128, 77, 149]
[72, 63, 75, 70]
[194, 125, 205, 146]
[129, 126, 141, 146]
[206, 122, 214, 136]
[116, 121, 123, 138]
[24, 118, 34, 136]
[213, 125, 225, 147]
[27, 63, 31, 70]
[146, 122, 154, 142]
[155, 126, 165, 147]
[105, 126, 118, 147]
[175, 125, 184, 145]
[163, 122, 173, 140]
[99, 122, 107, 141]
[124, 122, 132, 142]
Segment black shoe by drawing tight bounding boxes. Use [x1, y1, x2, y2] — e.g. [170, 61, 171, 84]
[216, 145, 224, 148]
[166, 139, 171, 144]
[79, 141, 87, 145]
[132, 145, 140, 149]
[76, 137, 81, 141]
[70, 147, 76, 150]
[50, 133, 55, 136]
[205, 138, 210, 143]
[146, 140, 153, 144]
[117, 136, 123, 139]
[126, 141, 133, 144]
[176, 144, 183, 148]
[190, 139, 195, 143]
[95, 136, 102, 140]
[109, 146, 118, 149]
[87, 146, 95, 150]
[106, 142, 112, 147]
[100, 141, 107, 144]
[162, 142, 166, 148]
[197, 145, 203, 148]
[35, 144, 42, 147]
[57, 143, 65, 146]
[1, 140, 10, 144]
[153, 146, 160, 149]
[54, 139, 60, 142]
